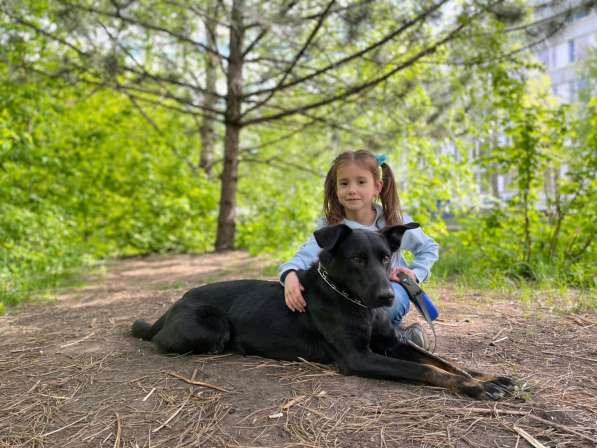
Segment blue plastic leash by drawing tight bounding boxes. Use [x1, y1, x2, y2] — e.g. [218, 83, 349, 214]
[397, 271, 439, 352]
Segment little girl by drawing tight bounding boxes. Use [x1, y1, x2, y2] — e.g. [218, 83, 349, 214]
[279, 150, 439, 348]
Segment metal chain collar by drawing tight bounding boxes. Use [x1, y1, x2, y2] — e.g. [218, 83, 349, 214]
[317, 263, 367, 309]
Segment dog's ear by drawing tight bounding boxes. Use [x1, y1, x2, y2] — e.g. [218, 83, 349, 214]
[314, 224, 352, 251]
[381, 222, 420, 252]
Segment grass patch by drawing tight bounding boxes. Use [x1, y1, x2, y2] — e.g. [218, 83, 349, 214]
[429, 273, 596, 314]
[0, 259, 102, 313]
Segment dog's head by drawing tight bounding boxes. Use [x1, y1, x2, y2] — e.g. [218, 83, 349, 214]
[314, 223, 420, 309]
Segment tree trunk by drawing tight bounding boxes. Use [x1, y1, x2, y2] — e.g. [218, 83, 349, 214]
[548, 168, 562, 258]
[215, 0, 244, 251]
[199, 0, 219, 177]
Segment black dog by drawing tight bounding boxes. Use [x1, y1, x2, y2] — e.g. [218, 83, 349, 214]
[132, 224, 514, 400]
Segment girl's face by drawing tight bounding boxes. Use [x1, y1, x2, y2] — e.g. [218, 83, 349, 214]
[335, 161, 382, 215]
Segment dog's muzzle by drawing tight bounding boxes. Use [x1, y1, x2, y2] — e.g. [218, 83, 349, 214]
[377, 288, 395, 307]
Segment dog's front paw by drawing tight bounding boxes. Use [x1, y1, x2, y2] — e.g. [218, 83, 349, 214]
[488, 375, 516, 393]
[458, 379, 509, 401]
[465, 372, 516, 395]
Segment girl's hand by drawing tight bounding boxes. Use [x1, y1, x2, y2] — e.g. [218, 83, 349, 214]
[390, 267, 418, 284]
[284, 271, 307, 312]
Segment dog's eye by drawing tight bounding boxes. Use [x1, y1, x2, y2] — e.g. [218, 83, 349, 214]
[351, 255, 364, 265]
[382, 255, 391, 265]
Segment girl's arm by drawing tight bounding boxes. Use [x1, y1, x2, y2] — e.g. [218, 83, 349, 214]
[278, 218, 325, 285]
[278, 234, 322, 285]
[394, 216, 439, 283]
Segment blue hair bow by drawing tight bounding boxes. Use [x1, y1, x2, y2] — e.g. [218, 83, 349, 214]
[375, 154, 388, 166]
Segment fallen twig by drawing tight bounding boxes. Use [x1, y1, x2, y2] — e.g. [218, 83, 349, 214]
[27, 380, 41, 394]
[282, 395, 307, 411]
[113, 413, 122, 448]
[41, 416, 87, 437]
[142, 387, 156, 402]
[512, 426, 547, 448]
[59, 333, 95, 348]
[297, 357, 339, 375]
[166, 371, 229, 392]
[153, 393, 191, 433]
[447, 407, 597, 444]
[541, 350, 597, 364]
[434, 320, 465, 327]
[194, 353, 234, 362]
[567, 315, 596, 326]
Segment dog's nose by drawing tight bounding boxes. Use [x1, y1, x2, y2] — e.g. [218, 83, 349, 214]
[377, 288, 395, 305]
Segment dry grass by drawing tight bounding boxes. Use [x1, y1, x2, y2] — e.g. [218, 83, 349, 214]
[1, 251, 595, 447]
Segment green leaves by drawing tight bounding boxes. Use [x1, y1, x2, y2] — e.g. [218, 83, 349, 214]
[0, 58, 218, 305]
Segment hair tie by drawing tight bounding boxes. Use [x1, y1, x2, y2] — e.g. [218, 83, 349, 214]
[375, 154, 388, 166]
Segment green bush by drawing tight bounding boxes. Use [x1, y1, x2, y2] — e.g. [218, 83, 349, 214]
[0, 72, 218, 306]
[434, 209, 596, 293]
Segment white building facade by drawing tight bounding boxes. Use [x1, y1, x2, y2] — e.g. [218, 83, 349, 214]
[476, 2, 597, 207]
[535, 2, 597, 102]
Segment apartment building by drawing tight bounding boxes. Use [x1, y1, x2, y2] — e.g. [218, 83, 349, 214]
[535, 2, 597, 102]
[472, 2, 597, 208]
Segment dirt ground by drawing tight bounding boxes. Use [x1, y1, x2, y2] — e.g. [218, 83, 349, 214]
[1, 252, 595, 448]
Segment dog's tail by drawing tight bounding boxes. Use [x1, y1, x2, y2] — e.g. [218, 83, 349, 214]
[131, 314, 166, 340]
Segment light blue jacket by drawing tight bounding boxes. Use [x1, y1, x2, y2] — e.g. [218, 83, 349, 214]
[279, 204, 439, 284]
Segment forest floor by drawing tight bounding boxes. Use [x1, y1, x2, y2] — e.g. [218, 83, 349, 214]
[1, 252, 596, 448]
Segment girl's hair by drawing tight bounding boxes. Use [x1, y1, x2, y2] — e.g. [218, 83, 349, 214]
[323, 150, 403, 225]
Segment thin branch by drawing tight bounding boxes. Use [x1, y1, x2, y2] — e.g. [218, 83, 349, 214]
[242, 0, 451, 99]
[567, 235, 594, 262]
[163, 0, 231, 30]
[244, 0, 376, 27]
[503, 0, 594, 34]
[447, 11, 572, 67]
[114, 87, 221, 121]
[33, 62, 220, 121]
[242, 0, 299, 57]
[242, 92, 389, 138]
[7, 11, 227, 115]
[241, 19, 467, 126]
[240, 118, 319, 153]
[57, 0, 228, 60]
[242, 0, 336, 117]
[120, 64, 226, 101]
[95, 18, 224, 102]
[201, 0, 228, 77]
[6, 13, 88, 58]
[124, 92, 198, 174]
[240, 155, 322, 177]
[242, 27, 269, 59]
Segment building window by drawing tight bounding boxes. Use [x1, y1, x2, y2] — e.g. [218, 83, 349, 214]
[568, 39, 576, 63]
[578, 79, 589, 91]
[570, 81, 577, 101]
[538, 49, 549, 68]
[577, 36, 591, 60]
[560, 83, 569, 101]
[575, 5, 590, 20]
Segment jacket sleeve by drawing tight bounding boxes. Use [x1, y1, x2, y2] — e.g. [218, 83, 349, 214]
[278, 219, 325, 285]
[393, 216, 439, 283]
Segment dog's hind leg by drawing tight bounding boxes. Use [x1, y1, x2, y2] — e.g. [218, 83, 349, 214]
[152, 305, 230, 355]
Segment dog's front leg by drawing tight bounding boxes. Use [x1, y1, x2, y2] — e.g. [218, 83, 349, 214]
[339, 351, 509, 400]
[370, 319, 515, 398]
[390, 341, 516, 395]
